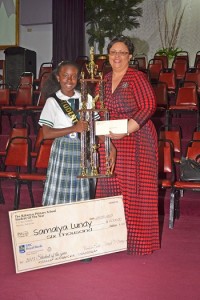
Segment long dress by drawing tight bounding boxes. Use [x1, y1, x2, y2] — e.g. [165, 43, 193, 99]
[95, 68, 160, 255]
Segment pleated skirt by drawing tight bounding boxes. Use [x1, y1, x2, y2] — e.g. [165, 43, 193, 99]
[42, 136, 90, 205]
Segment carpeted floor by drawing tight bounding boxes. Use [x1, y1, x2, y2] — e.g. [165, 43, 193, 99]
[0, 181, 200, 300]
[1, 115, 200, 299]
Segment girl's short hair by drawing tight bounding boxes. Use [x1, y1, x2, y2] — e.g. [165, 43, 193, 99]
[56, 60, 80, 76]
[42, 60, 80, 99]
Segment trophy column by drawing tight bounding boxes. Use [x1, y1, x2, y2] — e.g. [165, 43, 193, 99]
[78, 47, 113, 179]
[78, 76, 112, 178]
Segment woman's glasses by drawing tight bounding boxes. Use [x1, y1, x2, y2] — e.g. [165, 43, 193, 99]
[109, 51, 129, 57]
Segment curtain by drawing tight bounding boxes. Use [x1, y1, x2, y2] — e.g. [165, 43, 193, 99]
[52, 0, 85, 67]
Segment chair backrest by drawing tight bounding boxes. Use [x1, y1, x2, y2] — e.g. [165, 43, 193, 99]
[35, 139, 53, 169]
[18, 72, 34, 86]
[4, 137, 31, 171]
[134, 54, 147, 71]
[80, 62, 90, 79]
[192, 131, 200, 140]
[95, 56, 107, 72]
[184, 72, 200, 92]
[172, 58, 188, 80]
[38, 72, 51, 91]
[15, 83, 33, 106]
[176, 84, 198, 106]
[194, 51, 200, 67]
[0, 84, 10, 105]
[195, 59, 200, 70]
[129, 59, 139, 70]
[37, 72, 51, 91]
[154, 53, 168, 68]
[158, 69, 177, 91]
[158, 125, 182, 162]
[186, 140, 200, 160]
[38, 62, 53, 80]
[36, 91, 46, 106]
[75, 56, 89, 68]
[6, 124, 29, 149]
[174, 51, 189, 66]
[152, 82, 168, 108]
[158, 139, 175, 180]
[102, 62, 112, 77]
[148, 59, 164, 82]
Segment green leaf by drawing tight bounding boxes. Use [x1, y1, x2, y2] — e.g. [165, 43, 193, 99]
[85, 0, 144, 53]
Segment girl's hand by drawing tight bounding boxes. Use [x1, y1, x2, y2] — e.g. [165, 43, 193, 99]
[73, 120, 88, 133]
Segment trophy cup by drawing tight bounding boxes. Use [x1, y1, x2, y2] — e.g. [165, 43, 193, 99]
[78, 47, 113, 179]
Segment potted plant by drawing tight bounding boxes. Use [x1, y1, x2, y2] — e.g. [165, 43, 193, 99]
[85, 0, 143, 54]
[155, 2, 187, 64]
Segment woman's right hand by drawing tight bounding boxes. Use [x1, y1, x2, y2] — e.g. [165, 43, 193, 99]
[108, 142, 116, 174]
[73, 120, 88, 133]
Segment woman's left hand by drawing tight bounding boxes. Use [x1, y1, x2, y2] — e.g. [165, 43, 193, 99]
[108, 131, 128, 140]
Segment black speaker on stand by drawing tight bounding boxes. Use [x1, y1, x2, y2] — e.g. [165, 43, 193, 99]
[4, 47, 37, 90]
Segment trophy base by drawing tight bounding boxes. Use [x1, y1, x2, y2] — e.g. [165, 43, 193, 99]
[77, 173, 115, 179]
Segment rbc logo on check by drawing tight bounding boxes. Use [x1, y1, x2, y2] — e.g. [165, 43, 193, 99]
[19, 245, 25, 253]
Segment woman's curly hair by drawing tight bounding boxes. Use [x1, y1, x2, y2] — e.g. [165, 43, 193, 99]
[107, 35, 134, 55]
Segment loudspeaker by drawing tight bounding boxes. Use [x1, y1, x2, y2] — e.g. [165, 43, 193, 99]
[4, 47, 37, 89]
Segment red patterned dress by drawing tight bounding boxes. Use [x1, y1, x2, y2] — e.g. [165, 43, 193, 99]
[95, 67, 160, 255]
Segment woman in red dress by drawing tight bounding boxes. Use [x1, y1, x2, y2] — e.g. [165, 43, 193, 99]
[95, 36, 160, 255]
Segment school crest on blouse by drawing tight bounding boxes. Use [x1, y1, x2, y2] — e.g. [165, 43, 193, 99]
[122, 82, 129, 88]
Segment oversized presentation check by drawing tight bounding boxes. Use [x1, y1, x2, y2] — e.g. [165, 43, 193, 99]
[9, 195, 127, 273]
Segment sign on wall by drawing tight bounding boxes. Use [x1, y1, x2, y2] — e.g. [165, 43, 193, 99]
[0, 0, 19, 49]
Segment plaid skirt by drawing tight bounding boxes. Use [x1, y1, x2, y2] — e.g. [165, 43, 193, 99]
[42, 136, 90, 205]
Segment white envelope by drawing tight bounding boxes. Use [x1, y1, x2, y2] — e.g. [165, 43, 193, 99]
[95, 119, 128, 135]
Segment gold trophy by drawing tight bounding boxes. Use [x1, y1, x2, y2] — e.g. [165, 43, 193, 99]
[78, 47, 113, 178]
[86, 47, 98, 79]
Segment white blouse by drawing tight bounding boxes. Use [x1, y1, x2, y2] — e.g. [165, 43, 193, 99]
[39, 90, 95, 128]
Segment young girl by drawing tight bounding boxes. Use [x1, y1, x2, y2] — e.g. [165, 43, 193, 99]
[39, 60, 93, 205]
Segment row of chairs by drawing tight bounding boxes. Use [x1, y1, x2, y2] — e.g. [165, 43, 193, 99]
[152, 80, 200, 128]
[130, 50, 200, 72]
[75, 54, 151, 79]
[76, 55, 108, 73]
[146, 53, 200, 229]
[0, 70, 50, 133]
[0, 62, 52, 133]
[148, 59, 200, 88]
[129, 51, 200, 97]
[0, 125, 53, 210]
[0, 121, 199, 230]
[0, 60, 52, 88]
[158, 125, 200, 229]
[0, 124, 44, 159]
[0, 83, 45, 132]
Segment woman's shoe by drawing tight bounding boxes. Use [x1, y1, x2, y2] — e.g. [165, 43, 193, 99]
[81, 258, 92, 263]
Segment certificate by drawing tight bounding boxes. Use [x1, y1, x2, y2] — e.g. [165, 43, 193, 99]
[95, 119, 128, 135]
[9, 195, 127, 273]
